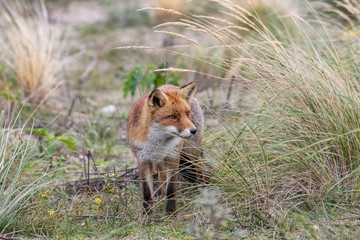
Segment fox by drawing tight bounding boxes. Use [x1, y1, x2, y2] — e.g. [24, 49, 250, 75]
[127, 81, 205, 214]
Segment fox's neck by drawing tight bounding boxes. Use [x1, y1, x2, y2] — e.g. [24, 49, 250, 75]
[135, 126, 182, 162]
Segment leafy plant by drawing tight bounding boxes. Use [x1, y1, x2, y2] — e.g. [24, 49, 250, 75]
[122, 64, 180, 97]
[28, 128, 76, 157]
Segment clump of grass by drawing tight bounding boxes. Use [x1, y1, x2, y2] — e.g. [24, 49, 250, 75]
[0, 114, 52, 233]
[0, 0, 65, 104]
[148, 0, 360, 236]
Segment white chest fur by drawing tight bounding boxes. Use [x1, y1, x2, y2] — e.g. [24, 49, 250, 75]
[135, 127, 182, 163]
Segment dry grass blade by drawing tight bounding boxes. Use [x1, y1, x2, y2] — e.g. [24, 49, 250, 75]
[137, 7, 185, 16]
[113, 46, 155, 50]
[154, 30, 200, 45]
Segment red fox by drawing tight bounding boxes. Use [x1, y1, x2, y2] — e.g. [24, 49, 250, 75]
[127, 81, 204, 214]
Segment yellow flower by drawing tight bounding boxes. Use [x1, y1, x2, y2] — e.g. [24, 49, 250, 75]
[342, 30, 357, 41]
[94, 197, 102, 205]
[39, 193, 47, 199]
[48, 210, 55, 216]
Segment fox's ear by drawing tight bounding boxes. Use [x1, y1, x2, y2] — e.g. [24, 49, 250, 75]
[148, 89, 167, 108]
[179, 81, 198, 101]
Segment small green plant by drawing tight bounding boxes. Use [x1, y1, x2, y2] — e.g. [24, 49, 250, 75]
[28, 128, 76, 157]
[122, 64, 180, 97]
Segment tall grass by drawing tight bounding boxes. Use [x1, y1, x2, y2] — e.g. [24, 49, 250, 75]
[0, 113, 51, 233]
[150, 0, 360, 232]
[0, 0, 65, 104]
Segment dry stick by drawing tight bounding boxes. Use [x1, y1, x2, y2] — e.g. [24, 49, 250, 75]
[63, 95, 78, 128]
[82, 154, 87, 181]
[88, 149, 99, 177]
[70, 169, 136, 176]
[0, 230, 25, 240]
[64, 174, 140, 195]
[87, 150, 91, 186]
[0, 236, 18, 240]
[77, 59, 97, 92]
[65, 170, 138, 187]
[226, 75, 235, 102]
[67, 167, 138, 179]
[74, 59, 97, 181]
[124, 165, 128, 207]
[76, 97, 87, 180]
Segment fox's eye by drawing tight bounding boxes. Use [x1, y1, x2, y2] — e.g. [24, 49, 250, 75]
[169, 115, 177, 120]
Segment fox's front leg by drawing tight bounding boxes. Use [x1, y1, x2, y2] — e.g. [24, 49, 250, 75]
[138, 161, 154, 213]
[156, 161, 167, 197]
[164, 159, 180, 214]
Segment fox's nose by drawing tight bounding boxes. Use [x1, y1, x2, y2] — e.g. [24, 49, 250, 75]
[190, 128, 197, 135]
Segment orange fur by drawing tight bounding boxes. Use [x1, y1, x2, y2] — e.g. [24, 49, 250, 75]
[128, 81, 202, 214]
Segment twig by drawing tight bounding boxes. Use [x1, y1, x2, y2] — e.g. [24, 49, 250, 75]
[0, 237, 19, 240]
[63, 95, 79, 128]
[82, 153, 87, 181]
[68, 167, 137, 176]
[87, 150, 90, 186]
[124, 165, 128, 207]
[77, 58, 97, 92]
[88, 150, 99, 177]
[226, 75, 235, 102]
[0, 230, 24, 240]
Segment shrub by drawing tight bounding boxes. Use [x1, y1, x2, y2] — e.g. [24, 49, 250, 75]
[0, 115, 52, 232]
[0, 0, 65, 104]
[151, 0, 360, 233]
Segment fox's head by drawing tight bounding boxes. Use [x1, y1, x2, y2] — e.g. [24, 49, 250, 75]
[148, 81, 198, 139]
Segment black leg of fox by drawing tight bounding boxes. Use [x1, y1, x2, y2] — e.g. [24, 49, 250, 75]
[142, 181, 152, 213]
[166, 172, 178, 213]
[139, 162, 154, 214]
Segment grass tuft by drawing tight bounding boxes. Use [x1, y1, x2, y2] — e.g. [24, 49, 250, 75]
[149, 0, 360, 237]
[0, 113, 53, 233]
[0, 0, 66, 104]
